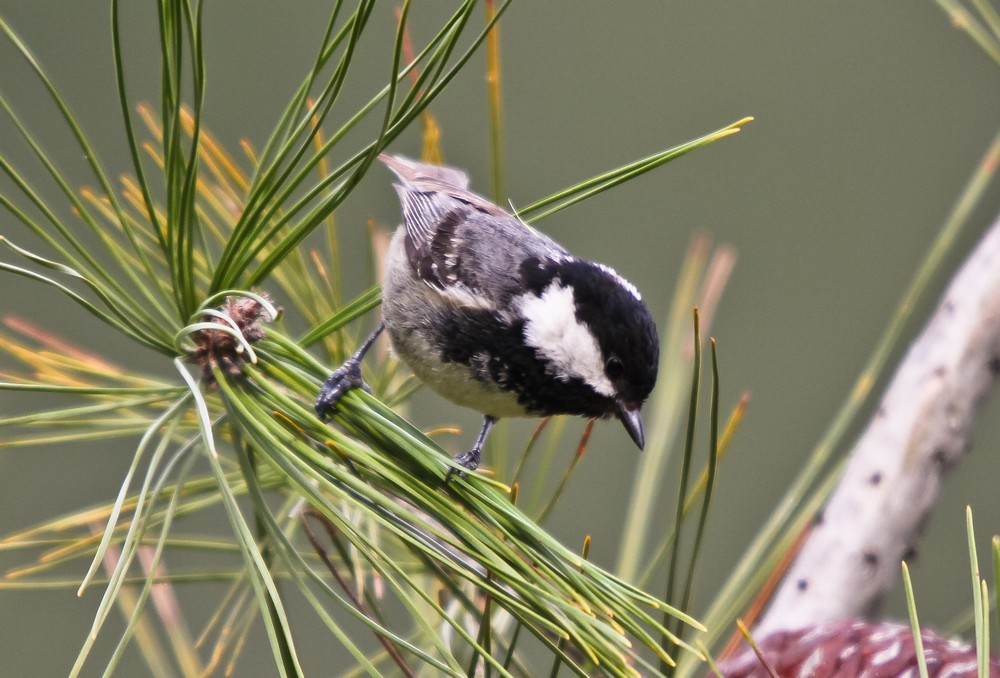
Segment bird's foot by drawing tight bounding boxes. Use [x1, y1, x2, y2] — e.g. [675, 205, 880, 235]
[315, 358, 370, 419]
[445, 448, 481, 482]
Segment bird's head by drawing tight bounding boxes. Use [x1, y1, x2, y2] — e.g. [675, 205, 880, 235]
[517, 257, 659, 448]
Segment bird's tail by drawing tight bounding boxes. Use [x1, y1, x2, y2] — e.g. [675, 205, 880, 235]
[378, 153, 470, 190]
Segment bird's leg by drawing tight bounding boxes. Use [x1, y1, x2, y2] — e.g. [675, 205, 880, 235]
[315, 323, 385, 419]
[447, 415, 498, 482]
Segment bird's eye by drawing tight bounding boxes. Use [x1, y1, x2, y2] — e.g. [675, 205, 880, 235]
[605, 355, 624, 380]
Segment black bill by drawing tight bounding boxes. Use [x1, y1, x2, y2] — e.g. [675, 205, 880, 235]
[617, 402, 645, 450]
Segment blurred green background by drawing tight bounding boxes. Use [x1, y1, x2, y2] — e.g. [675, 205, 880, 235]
[2, 2, 1000, 674]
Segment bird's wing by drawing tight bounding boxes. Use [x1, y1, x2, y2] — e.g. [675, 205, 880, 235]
[380, 154, 527, 293]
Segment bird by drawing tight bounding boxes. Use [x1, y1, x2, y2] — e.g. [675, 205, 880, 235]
[315, 154, 659, 480]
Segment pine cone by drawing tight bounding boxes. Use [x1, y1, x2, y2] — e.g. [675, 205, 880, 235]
[717, 619, 1000, 677]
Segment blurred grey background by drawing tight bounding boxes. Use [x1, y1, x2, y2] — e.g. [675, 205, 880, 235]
[2, 2, 1000, 674]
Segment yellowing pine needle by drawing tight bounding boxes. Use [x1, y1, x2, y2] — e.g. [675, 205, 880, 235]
[135, 103, 163, 141]
[421, 113, 443, 166]
[485, 0, 504, 201]
[395, 8, 443, 165]
[180, 107, 250, 193]
[423, 426, 462, 438]
[5, 316, 120, 374]
[239, 139, 259, 167]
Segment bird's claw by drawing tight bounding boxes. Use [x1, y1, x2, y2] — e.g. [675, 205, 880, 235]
[445, 449, 481, 482]
[315, 358, 369, 419]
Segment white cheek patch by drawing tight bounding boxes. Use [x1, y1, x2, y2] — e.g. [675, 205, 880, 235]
[517, 283, 615, 397]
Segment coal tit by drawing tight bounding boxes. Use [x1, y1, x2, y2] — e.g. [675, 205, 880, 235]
[316, 154, 659, 478]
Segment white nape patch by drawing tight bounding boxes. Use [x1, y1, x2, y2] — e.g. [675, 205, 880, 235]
[595, 263, 641, 301]
[517, 283, 615, 397]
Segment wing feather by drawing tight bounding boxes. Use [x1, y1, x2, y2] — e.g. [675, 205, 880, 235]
[381, 154, 508, 290]
[379, 154, 568, 309]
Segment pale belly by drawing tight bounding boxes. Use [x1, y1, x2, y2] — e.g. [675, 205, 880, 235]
[390, 327, 530, 418]
[382, 228, 533, 419]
